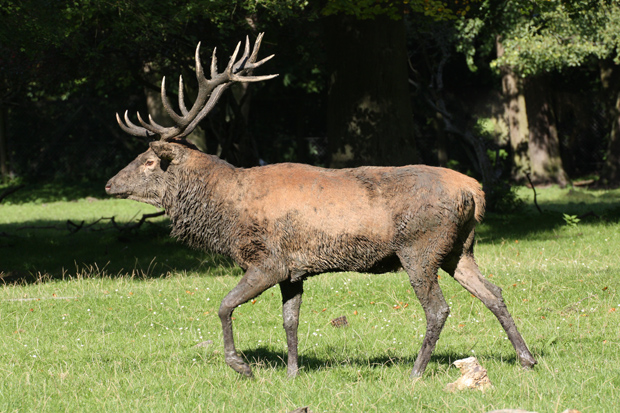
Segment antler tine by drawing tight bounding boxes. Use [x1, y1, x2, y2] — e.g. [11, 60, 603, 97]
[195, 42, 204, 80]
[123, 111, 147, 135]
[225, 40, 243, 76]
[232, 36, 252, 74]
[159, 76, 184, 125]
[136, 112, 167, 135]
[232, 72, 279, 83]
[210, 47, 218, 79]
[116, 111, 156, 138]
[115, 112, 136, 135]
[178, 75, 188, 116]
[248, 32, 265, 65]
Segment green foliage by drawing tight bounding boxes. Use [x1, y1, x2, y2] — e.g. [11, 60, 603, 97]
[562, 213, 581, 227]
[322, 0, 406, 20]
[322, 0, 482, 21]
[448, 0, 620, 78]
[1, 0, 309, 100]
[485, 180, 524, 213]
[491, 0, 620, 76]
[454, 16, 486, 71]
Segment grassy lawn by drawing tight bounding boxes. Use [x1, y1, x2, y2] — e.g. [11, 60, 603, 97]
[1, 183, 619, 412]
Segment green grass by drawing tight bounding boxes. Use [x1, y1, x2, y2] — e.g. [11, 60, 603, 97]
[1, 184, 620, 412]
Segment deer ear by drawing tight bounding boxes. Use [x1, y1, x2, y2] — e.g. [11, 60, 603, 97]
[150, 141, 188, 164]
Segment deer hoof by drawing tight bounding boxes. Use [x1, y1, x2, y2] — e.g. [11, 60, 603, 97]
[410, 369, 423, 379]
[520, 359, 537, 370]
[226, 356, 253, 378]
[519, 352, 537, 369]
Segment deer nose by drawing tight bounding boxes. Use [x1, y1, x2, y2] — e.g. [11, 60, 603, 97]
[105, 180, 114, 194]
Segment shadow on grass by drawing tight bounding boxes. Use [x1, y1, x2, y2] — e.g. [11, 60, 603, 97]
[239, 346, 542, 375]
[0, 217, 239, 284]
[479, 201, 620, 244]
[485, 185, 620, 228]
[0, 181, 107, 204]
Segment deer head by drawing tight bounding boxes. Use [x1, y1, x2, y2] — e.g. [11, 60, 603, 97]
[105, 33, 278, 205]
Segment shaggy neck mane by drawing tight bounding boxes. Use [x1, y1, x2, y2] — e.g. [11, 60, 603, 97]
[162, 154, 240, 257]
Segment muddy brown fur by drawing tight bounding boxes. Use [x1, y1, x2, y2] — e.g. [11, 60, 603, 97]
[106, 139, 537, 378]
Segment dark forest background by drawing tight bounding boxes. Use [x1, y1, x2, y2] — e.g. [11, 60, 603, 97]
[2, 0, 620, 211]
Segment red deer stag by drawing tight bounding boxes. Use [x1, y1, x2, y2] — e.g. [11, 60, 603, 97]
[106, 33, 537, 378]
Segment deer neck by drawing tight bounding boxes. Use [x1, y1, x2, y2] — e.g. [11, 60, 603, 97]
[162, 154, 240, 256]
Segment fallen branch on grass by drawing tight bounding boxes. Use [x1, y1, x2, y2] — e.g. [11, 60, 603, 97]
[12, 211, 166, 235]
[577, 210, 600, 220]
[108, 211, 166, 232]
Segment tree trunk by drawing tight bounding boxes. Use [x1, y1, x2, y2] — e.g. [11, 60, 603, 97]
[523, 76, 569, 186]
[599, 62, 620, 186]
[0, 105, 9, 182]
[601, 93, 620, 185]
[497, 38, 530, 182]
[325, 13, 418, 167]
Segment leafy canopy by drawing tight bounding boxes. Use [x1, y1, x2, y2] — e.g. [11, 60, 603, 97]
[491, 0, 620, 76]
[322, 0, 482, 20]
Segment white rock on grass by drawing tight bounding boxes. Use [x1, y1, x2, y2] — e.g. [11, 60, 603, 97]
[446, 356, 492, 392]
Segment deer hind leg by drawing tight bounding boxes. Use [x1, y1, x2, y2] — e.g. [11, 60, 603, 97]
[279, 278, 304, 378]
[218, 266, 276, 378]
[446, 253, 537, 369]
[398, 249, 450, 378]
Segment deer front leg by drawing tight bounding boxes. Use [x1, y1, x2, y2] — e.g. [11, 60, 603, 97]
[280, 278, 304, 378]
[218, 266, 275, 377]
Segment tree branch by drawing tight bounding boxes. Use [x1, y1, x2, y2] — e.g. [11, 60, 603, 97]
[525, 173, 543, 214]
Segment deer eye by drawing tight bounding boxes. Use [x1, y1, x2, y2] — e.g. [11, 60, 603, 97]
[145, 160, 156, 167]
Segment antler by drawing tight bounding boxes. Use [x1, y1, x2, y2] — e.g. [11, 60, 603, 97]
[116, 33, 278, 140]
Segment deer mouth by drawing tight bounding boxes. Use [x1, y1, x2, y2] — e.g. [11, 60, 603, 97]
[105, 182, 128, 198]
